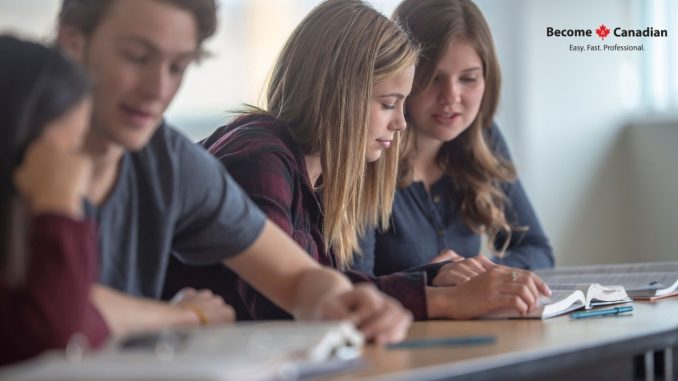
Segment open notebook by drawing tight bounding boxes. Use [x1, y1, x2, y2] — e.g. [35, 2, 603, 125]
[484, 283, 631, 319]
[0, 321, 364, 381]
[536, 261, 678, 300]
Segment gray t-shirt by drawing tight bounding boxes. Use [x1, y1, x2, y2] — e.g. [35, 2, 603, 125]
[86, 123, 266, 298]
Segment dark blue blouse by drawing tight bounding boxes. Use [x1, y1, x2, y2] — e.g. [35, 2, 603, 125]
[355, 124, 554, 276]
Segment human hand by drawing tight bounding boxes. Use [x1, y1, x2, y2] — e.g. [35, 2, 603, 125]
[13, 138, 91, 218]
[318, 284, 412, 344]
[429, 266, 552, 319]
[428, 249, 464, 264]
[171, 288, 236, 326]
[432, 254, 496, 287]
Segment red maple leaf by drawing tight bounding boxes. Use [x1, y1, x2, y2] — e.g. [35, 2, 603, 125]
[596, 24, 610, 40]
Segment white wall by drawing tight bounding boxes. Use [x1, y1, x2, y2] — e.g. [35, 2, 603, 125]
[477, 0, 676, 265]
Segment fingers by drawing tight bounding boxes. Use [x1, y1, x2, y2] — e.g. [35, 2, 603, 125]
[497, 268, 548, 313]
[429, 250, 464, 264]
[437, 266, 549, 319]
[474, 255, 497, 270]
[170, 287, 197, 303]
[173, 288, 236, 325]
[530, 272, 552, 296]
[433, 256, 492, 287]
[495, 294, 530, 316]
[336, 285, 384, 325]
[360, 298, 412, 345]
[334, 285, 411, 344]
[437, 271, 472, 286]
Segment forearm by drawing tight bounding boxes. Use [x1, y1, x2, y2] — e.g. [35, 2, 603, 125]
[91, 285, 197, 336]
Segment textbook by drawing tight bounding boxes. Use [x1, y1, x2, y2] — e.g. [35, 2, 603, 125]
[485, 283, 631, 319]
[536, 261, 678, 300]
[0, 321, 364, 381]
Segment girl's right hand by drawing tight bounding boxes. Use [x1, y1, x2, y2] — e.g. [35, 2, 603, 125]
[13, 138, 91, 218]
[429, 266, 552, 320]
[318, 284, 412, 344]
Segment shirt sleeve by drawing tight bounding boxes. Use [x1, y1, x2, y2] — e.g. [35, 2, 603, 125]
[488, 125, 555, 270]
[353, 230, 430, 320]
[356, 228, 450, 287]
[171, 135, 267, 265]
[228, 151, 430, 320]
[225, 150, 304, 320]
[0, 214, 109, 366]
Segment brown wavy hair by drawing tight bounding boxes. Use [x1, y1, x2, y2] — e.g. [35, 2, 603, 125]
[394, 0, 520, 255]
[263, 0, 419, 268]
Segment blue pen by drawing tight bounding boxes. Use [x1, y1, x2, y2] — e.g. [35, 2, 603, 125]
[387, 335, 496, 350]
[570, 305, 633, 319]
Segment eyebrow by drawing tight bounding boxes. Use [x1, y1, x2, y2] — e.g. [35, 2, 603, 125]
[377, 93, 407, 99]
[115, 35, 198, 60]
[436, 67, 483, 75]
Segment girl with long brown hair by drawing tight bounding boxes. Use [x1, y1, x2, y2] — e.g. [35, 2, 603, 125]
[358, 0, 554, 282]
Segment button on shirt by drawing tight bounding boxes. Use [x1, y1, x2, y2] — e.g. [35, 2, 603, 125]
[355, 124, 554, 277]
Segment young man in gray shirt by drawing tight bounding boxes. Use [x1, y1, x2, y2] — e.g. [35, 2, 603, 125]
[55, 0, 411, 343]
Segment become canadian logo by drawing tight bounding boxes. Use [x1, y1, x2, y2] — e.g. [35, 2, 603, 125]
[546, 25, 668, 39]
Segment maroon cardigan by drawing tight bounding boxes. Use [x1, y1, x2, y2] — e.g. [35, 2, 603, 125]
[0, 214, 109, 366]
[164, 115, 429, 320]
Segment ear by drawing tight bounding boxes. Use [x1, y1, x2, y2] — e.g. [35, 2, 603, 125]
[56, 24, 87, 64]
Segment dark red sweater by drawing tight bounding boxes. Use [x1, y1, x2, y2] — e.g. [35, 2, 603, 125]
[0, 214, 109, 366]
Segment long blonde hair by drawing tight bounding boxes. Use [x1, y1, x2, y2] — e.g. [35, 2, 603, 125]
[395, 0, 519, 255]
[265, 0, 418, 268]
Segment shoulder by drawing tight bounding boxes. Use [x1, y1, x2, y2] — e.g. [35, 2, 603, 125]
[202, 114, 300, 167]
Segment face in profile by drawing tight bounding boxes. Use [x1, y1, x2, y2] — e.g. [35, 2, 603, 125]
[366, 64, 415, 163]
[60, 0, 199, 151]
[407, 38, 486, 144]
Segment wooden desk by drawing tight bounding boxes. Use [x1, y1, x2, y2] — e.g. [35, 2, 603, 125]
[327, 300, 678, 381]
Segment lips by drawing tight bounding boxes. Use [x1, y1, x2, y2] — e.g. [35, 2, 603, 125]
[432, 112, 461, 126]
[376, 139, 392, 149]
[119, 104, 157, 128]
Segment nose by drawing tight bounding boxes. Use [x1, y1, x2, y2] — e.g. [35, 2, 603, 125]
[438, 79, 461, 105]
[140, 62, 173, 102]
[389, 107, 407, 132]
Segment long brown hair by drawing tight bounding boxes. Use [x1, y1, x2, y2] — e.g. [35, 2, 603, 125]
[395, 0, 519, 255]
[263, 0, 418, 268]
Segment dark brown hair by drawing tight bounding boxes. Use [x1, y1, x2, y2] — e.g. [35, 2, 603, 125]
[59, 0, 217, 46]
[0, 35, 90, 285]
